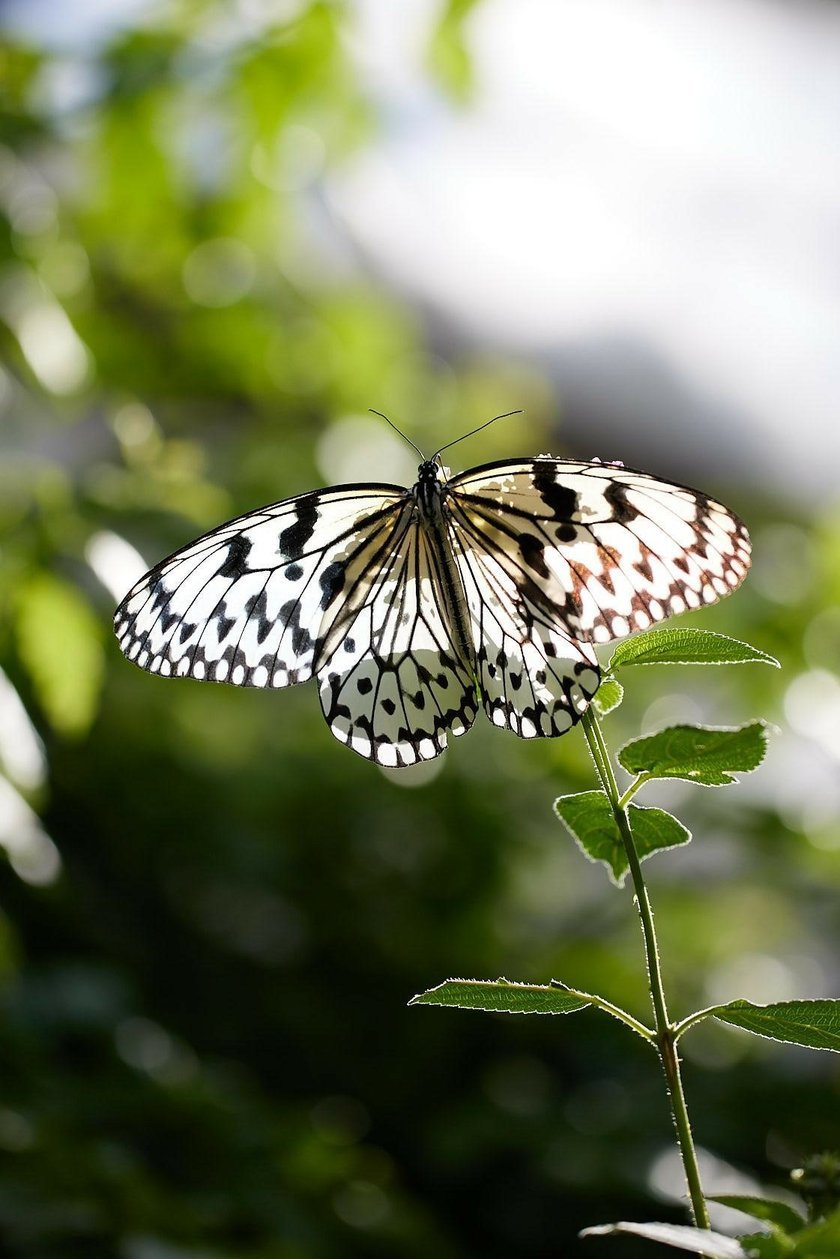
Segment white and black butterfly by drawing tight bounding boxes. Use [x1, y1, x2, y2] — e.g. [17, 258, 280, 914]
[114, 429, 751, 767]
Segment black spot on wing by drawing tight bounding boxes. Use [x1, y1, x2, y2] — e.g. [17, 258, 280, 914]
[518, 531, 549, 578]
[603, 480, 639, 523]
[216, 604, 236, 640]
[554, 523, 578, 543]
[278, 493, 319, 560]
[245, 590, 272, 644]
[320, 561, 346, 611]
[532, 468, 578, 519]
[218, 535, 252, 579]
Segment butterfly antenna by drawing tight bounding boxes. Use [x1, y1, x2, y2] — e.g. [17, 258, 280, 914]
[432, 410, 524, 461]
[369, 409, 426, 461]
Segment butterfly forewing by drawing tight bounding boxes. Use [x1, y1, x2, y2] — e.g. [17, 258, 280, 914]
[446, 459, 751, 644]
[114, 486, 411, 688]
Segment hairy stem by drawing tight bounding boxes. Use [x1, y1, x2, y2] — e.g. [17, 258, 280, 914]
[550, 981, 655, 1042]
[580, 707, 710, 1231]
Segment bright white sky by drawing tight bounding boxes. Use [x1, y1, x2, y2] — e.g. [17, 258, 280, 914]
[336, 0, 840, 503]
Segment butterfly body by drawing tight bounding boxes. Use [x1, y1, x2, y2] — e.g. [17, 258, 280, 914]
[115, 453, 751, 766]
[412, 459, 481, 690]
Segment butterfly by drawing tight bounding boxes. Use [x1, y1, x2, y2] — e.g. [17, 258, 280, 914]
[114, 424, 751, 767]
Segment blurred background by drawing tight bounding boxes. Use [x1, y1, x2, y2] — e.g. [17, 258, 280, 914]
[1, 0, 839, 1255]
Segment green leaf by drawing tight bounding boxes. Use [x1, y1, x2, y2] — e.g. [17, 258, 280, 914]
[554, 791, 690, 887]
[618, 722, 769, 787]
[709, 1196, 805, 1235]
[409, 978, 591, 1016]
[789, 1208, 840, 1256]
[593, 676, 624, 717]
[709, 1000, 840, 1052]
[736, 1236, 789, 1259]
[609, 627, 780, 671]
[15, 574, 104, 738]
[580, 1220, 748, 1257]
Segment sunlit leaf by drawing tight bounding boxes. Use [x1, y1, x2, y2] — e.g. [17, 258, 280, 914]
[609, 627, 779, 671]
[554, 791, 690, 887]
[710, 1000, 840, 1052]
[593, 675, 624, 717]
[709, 1195, 805, 1235]
[580, 1220, 748, 1256]
[15, 575, 104, 738]
[618, 722, 769, 787]
[409, 978, 591, 1016]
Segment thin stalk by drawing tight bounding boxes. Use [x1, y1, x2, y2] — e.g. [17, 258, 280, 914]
[618, 774, 651, 810]
[580, 708, 711, 1231]
[581, 993, 656, 1043]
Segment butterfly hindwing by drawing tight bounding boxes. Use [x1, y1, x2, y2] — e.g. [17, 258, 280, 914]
[446, 505, 600, 738]
[318, 522, 478, 766]
[446, 458, 751, 644]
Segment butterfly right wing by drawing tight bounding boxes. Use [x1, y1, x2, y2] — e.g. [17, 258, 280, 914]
[447, 458, 751, 643]
[446, 504, 600, 739]
[114, 484, 413, 689]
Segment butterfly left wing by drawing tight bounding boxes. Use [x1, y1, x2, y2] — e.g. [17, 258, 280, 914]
[114, 485, 413, 688]
[446, 458, 751, 645]
[114, 482, 479, 766]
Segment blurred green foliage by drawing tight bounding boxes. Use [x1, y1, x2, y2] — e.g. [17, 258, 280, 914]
[1, 3, 839, 1257]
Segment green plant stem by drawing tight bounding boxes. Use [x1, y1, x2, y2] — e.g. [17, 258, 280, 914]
[580, 707, 711, 1232]
[550, 982, 655, 1042]
[618, 774, 651, 810]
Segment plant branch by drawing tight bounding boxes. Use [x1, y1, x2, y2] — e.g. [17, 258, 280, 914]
[618, 774, 650, 810]
[580, 707, 711, 1232]
[550, 981, 655, 1042]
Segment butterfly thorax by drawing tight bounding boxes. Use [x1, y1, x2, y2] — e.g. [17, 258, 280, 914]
[414, 459, 446, 522]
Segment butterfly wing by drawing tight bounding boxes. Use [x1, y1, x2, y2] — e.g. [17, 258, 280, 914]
[446, 506, 601, 739]
[114, 485, 414, 688]
[446, 458, 751, 645]
[318, 521, 479, 766]
[114, 484, 478, 765]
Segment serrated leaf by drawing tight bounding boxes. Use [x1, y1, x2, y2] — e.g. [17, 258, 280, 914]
[554, 791, 690, 887]
[580, 1220, 748, 1257]
[609, 628, 779, 671]
[15, 574, 104, 738]
[593, 676, 624, 717]
[618, 722, 768, 787]
[709, 1196, 805, 1235]
[710, 1000, 840, 1052]
[409, 979, 591, 1016]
